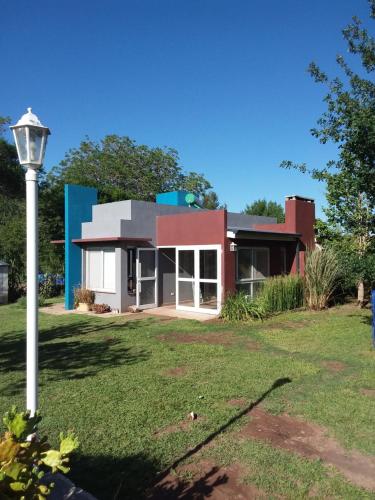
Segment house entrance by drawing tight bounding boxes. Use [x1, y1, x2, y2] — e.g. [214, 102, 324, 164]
[176, 245, 221, 315]
[136, 248, 158, 309]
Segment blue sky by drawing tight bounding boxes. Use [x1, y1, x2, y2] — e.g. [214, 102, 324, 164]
[1, 0, 371, 217]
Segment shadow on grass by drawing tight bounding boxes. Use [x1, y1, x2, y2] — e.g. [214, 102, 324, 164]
[0, 319, 151, 395]
[70, 378, 291, 499]
[71, 452, 229, 500]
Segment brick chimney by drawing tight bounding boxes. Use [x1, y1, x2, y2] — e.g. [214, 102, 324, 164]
[284, 195, 315, 274]
[284, 195, 315, 247]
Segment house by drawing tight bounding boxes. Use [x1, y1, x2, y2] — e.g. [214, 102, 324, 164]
[53, 185, 315, 316]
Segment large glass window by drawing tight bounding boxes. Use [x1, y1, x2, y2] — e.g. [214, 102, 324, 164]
[178, 250, 194, 278]
[236, 247, 269, 298]
[200, 249, 217, 280]
[86, 247, 116, 292]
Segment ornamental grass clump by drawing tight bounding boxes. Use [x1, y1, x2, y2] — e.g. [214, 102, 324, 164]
[260, 274, 305, 313]
[74, 287, 95, 306]
[304, 247, 341, 310]
[220, 292, 267, 322]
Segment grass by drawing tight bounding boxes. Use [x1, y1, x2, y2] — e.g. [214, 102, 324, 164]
[0, 300, 374, 498]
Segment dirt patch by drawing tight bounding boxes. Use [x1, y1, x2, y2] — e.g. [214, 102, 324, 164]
[158, 332, 236, 346]
[227, 398, 248, 408]
[158, 332, 261, 351]
[360, 388, 375, 398]
[238, 407, 375, 491]
[154, 416, 204, 438]
[246, 341, 261, 351]
[321, 361, 347, 372]
[148, 459, 265, 499]
[266, 319, 312, 331]
[162, 367, 188, 377]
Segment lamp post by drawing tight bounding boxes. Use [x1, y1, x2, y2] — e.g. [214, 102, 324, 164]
[10, 108, 50, 416]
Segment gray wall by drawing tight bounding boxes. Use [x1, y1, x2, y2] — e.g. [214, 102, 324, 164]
[82, 200, 197, 243]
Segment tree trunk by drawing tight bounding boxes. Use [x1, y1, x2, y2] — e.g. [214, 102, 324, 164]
[357, 280, 365, 307]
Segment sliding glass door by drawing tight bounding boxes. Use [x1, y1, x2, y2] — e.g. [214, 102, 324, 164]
[176, 245, 221, 314]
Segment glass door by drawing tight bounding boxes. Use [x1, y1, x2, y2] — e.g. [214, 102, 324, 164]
[136, 248, 158, 309]
[176, 246, 220, 314]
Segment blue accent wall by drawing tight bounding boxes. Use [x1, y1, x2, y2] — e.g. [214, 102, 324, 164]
[65, 184, 97, 309]
[156, 191, 190, 207]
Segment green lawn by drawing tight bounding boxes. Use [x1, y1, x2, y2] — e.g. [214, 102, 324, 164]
[0, 301, 374, 499]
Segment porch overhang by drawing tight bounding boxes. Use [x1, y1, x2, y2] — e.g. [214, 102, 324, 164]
[72, 236, 152, 244]
[227, 227, 300, 242]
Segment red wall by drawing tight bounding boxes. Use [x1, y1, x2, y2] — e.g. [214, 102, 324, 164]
[157, 210, 226, 247]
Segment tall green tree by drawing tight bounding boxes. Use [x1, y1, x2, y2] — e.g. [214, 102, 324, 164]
[48, 135, 213, 204]
[281, 0, 375, 304]
[243, 198, 285, 223]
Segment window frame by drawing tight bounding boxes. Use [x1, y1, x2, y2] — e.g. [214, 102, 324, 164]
[85, 246, 116, 293]
[235, 246, 270, 298]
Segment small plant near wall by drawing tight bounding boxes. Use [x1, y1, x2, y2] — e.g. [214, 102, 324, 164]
[0, 406, 79, 499]
[220, 292, 267, 321]
[74, 287, 95, 312]
[304, 248, 341, 310]
[92, 303, 111, 314]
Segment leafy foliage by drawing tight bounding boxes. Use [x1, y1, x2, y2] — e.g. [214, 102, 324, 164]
[48, 135, 213, 204]
[201, 191, 226, 210]
[243, 198, 285, 223]
[0, 407, 79, 499]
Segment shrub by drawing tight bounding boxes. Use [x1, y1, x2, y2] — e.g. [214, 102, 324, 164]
[74, 287, 94, 306]
[304, 248, 341, 310]
[259, 274, 305, 313]
[17, 295, 46, 308]
[220, 292, 267, 321]
[92, 303, 111, 314]
[39, 275, 59, 299]
[0, 406, 79, 499]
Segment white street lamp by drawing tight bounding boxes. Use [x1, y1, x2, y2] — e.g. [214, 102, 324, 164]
[10, 108, 50, 416]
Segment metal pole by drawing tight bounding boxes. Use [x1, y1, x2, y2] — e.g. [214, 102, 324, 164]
[26, 167, 38, 415]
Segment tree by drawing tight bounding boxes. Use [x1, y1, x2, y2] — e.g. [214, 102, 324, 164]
[201, 191, 226, 210]
[281, 0, 375, 304]
[48, 135, 213, 204]
[243, 198, 285, 223]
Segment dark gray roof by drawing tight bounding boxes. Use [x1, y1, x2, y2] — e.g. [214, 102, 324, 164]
[0, 261, 8, 266]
